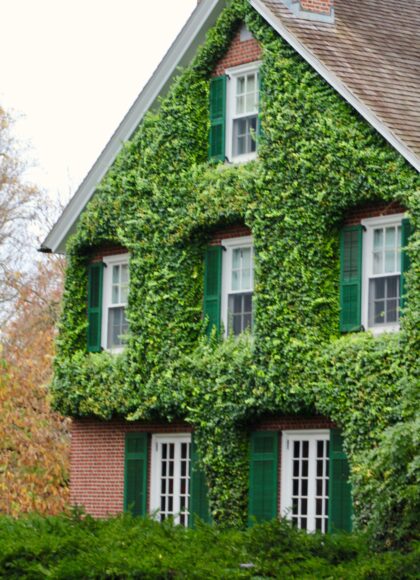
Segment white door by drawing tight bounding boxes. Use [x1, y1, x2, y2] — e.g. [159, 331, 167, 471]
[150, 434, 191, 526]
[281, 430, 330, 533]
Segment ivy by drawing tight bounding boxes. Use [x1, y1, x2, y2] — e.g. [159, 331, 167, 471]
[51, 0, 419, 541]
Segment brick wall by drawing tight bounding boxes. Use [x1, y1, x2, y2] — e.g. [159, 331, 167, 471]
[209, 224, 251, 246]
[89, 245, 128, 263]
[212, 28, 261, 78]
[343, 201, 406, 227]
[70, 418, 191, 517]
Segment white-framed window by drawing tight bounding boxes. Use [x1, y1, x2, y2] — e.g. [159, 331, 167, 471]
[226, 62, 261, 163]
[102, 253, 129, 351]
[150, 434, 191, 527]
[281, 430, 330, 533]
[221, 236, 254, 335]
[361, 214, 404, 333]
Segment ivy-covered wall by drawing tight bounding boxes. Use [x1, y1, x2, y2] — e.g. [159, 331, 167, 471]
[52, 0, 419, 540]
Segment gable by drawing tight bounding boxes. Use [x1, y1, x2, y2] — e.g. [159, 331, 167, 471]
[42, 0, 419, 254]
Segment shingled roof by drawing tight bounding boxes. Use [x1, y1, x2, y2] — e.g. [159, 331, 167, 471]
[256, 0, 420, 159]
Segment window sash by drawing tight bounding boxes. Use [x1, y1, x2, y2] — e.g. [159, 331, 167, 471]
[361, 215, 405, 332]
[102, 254, 130, 350]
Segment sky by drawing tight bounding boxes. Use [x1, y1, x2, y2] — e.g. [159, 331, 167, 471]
[0, 0, 197, 208]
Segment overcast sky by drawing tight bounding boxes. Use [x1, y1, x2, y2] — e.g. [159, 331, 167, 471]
[0, 0, 197, 206]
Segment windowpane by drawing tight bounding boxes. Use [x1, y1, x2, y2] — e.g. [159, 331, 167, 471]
[369, 275, 400, 326]
[385, 227, 395, 248]
[385, 250, 395, 273]
[121, 264, 129, 283]
[112, 285, 119, 304]
[108, 306, 128, 347]
[373, 228, 383, 250]
[236, 95, 245, 115]
[112, 265, 119, 284]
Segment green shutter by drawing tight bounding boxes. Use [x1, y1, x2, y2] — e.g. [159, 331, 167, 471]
[87, 262, 104, 352]
[400, 218, 412, 311]
[124, 433, 148, 516]
[189, 437, 210, 527]
[328, 429, 352, 533]
[204, 246, 222, 335]
[248, 431, 278, 526]
[209, 76, 226, 162]
[339, 225, 363, 332]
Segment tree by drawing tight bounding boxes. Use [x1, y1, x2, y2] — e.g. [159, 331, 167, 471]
[0, 257, 70, 515]
[0, 103, 69, 514]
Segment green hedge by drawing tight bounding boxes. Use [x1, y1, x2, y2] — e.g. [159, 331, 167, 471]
[51, 0, 420, 541]
[1, 514, 419, 579]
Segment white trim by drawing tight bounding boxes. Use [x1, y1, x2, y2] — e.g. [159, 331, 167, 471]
[281, 429, 330, 533]
[221, 235, 253, 335]
[225, 61, 261, 163]
[250, 0, 420, 173]
[361, 214, 404, 335]
[102, 253, 130, 353]
[150, 433, 192, 526]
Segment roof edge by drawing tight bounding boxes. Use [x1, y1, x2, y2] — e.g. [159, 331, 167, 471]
[251, 0, 420, 174]
[41, 0, 227, 253]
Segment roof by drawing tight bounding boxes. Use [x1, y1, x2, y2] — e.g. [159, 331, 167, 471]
[255, 0, 420, 159]
[42, 0, 420, 254]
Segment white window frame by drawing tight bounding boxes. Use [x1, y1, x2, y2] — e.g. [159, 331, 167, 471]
[281, 430, 330, 534]
[101, 253, 130, 353]
[225, 61, 261, 164]
[361, 214, 404, 334]
[221, 236, 254, 336]
[150, 433, 192, 527]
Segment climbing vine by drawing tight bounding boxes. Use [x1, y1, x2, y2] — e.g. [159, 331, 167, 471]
[52, 0, 419, 539]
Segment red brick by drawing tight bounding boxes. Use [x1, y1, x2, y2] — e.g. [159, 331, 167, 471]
[212, 29, 262, 78]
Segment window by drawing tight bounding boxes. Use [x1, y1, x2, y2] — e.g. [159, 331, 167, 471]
[281, 431, 330, 533]
[150, 434, 191, 527]
[340, 213, 410, 334]
[87, 253, 130, 353]
[102, 254, 129, 350]
[227, 64, 260, 162]
[221, 236, 254, 335]
[362, 215, 403, 332]
[209, 62, 261, 163]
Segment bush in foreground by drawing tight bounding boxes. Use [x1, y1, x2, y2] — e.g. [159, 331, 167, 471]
[0, 513, 418, 579]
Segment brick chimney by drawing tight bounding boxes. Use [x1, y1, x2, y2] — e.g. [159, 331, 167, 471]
[283, 0, 334, 23]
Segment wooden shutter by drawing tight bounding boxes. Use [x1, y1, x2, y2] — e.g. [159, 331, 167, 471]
[248, 431, 278, 525]
[204, 246, 222, 335]
[87, 262, 104, 352]
[209, 76, 226, 161]
[124, 433, 148, 516]
[400, 218, 412, 311]
[189, 437, 210, 527]
[339, 225, 363, 332]
[328, 429, 352, 533]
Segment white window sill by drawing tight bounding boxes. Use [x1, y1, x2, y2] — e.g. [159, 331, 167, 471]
[367, 324, 400, 335]
[228, 152, 258, 165]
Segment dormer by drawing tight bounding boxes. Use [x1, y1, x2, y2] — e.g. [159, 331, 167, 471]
[282, 0, 334, 24]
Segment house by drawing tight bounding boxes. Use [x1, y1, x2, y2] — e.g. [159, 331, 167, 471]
[42, 0, 419, 533]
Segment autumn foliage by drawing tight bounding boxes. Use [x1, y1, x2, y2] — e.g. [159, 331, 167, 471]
[0, 257, 70, 515]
